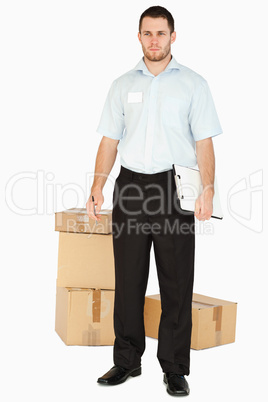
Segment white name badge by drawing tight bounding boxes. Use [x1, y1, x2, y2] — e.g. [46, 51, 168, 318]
[128, 92, 143, 103]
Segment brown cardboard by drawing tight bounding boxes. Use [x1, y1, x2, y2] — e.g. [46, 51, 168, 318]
[55, 208, 112, 234]
[57, 232, 115, 289]
[144, 293, 237, 350]
[55, 287, 115, 346]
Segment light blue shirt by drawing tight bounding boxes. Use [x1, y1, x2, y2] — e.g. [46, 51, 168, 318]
[97, 56, 222, 174]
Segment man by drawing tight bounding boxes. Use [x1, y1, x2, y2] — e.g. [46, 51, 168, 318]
[86, 6, 222, 397]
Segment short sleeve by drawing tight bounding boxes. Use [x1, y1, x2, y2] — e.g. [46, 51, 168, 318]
[189, 80, 223, 141]
[96, 80, 125, 140]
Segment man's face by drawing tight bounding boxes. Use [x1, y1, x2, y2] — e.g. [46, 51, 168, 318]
[138, 17, 176, 62]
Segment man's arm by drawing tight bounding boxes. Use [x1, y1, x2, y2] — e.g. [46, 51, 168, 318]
[86, 136, 119, 221]
[195, 137, 215, 221]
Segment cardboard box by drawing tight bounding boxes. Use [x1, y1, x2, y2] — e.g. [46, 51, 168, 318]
[57, 232, 115, 289]
[144, 293, 237, 350]
[55, 208, 112, 234]
[55, 287, 115, 346]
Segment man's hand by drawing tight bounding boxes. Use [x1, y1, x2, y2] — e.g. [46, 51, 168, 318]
[86, 186, 104, 222]
[194, 186, 214, 221]
[85, 136, 119, 222]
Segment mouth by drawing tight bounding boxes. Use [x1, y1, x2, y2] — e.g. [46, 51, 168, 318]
[149, 48, 161, 52]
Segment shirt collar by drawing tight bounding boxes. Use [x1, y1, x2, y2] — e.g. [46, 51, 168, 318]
[134, 55, 180, 76]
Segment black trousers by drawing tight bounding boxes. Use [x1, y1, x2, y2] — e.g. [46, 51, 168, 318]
[111, 166, 195, 376]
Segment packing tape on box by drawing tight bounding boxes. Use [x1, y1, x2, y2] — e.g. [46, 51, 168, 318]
[193, 298, 223, 346]
[92, 289, 101, 323]
[87, 289, 112, 323]
[82, 325, 101, 345]
[213, 305, 223, 346]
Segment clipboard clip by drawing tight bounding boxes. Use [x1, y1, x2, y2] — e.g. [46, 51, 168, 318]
[175, 174, 184, 200]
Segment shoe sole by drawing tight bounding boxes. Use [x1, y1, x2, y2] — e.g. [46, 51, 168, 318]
[97, 367, 142, 386]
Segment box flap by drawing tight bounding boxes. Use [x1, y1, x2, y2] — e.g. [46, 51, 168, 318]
[55, 209, 112, 234]
[192, 293, 237, 306]
[62, 208, 111, 216]
[145, 294, 161, 301]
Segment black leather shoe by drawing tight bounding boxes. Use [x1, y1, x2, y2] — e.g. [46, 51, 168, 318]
[97, 365, 141, 385]
[164, 372, 190, 396]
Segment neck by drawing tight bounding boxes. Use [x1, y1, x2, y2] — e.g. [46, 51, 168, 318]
[143, 53, 172, 76]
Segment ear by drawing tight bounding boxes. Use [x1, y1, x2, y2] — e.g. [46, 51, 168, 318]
[171, 31, 176, 44]
[138, 32, 142, 44]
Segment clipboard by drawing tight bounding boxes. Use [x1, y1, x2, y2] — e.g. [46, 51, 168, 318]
[172, 164, 223, 219]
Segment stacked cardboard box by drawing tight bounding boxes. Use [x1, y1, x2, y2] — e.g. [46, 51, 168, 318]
[54, 208, 238, 350]
[54, 208, 116, 345]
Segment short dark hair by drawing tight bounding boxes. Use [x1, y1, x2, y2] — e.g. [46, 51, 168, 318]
[139, 6, 175, 34]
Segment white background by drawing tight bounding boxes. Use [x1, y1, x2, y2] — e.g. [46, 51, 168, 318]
[1, 0, 267, 400]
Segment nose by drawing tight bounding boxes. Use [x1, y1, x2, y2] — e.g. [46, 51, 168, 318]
[151, 36, 158, 45]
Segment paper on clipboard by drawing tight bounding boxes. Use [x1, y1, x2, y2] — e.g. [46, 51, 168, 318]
[172, 164, 223, 219]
